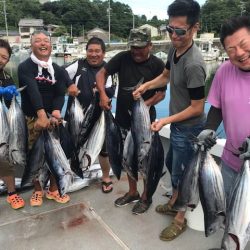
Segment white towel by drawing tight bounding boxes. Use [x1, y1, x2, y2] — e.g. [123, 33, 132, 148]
[30, 53, 56, 84]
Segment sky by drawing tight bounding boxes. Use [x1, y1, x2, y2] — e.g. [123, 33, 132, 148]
[116, 0, 206, 20]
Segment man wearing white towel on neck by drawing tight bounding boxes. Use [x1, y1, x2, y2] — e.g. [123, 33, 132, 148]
[18, 30, 74, 207]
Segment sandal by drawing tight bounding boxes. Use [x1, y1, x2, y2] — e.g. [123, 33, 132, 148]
[7, 194, 25, 209]
[160, 218, 187, 241]
[101, 181, 113, 193]
[46, 190, 70, 204]
[155, 202, 178, 216]
[30, 191, 43, 207]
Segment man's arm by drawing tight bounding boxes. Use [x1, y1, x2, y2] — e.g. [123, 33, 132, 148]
[151, 98, 205, 131]
[96, 67, 111, 110]
[133, 68, 170, 99]
[144, 91, 166, 107]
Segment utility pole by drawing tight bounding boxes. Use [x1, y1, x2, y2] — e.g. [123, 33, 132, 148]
[1, 0, 8, 38]
[108, 0, 111, 44]
[132, 12, 135, 29]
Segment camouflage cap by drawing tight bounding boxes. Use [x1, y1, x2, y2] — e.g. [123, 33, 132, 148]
[128, 28, 151, 47]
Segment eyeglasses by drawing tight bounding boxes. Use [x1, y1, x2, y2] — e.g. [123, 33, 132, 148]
[166, 25, 191, 36]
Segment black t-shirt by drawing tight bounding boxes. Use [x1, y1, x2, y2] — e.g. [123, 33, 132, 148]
[18, 58, 70, 117]
[65, 59, 115, 115]
[105, 51, 165, 129]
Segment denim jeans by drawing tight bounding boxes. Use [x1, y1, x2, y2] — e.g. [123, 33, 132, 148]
[221, 160, 238, 209]
[166, 122, 204, 189]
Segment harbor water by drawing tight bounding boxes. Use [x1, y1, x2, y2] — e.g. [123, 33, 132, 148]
[6, 52, 225, 138]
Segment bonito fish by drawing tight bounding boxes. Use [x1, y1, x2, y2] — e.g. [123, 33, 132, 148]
[222, 159, 250, 250]
[7, 96, 27, 167]
[0, 98, 9, 161]
[199, 152, 226, 237]
[44, 130, 73, 196]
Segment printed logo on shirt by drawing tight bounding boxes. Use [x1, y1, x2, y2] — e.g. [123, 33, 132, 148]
[35, 73, 54, 84]
[81, 67, 87, 72]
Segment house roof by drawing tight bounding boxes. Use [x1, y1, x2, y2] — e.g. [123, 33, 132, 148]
[18, 19, 44, 27]
[87, 27, 107, 34]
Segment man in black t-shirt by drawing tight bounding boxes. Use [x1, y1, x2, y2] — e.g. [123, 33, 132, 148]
[96, 28, 166, 214]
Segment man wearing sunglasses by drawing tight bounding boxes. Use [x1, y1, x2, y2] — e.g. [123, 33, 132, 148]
[133, 0, 206, 241]
[96, 28, 166, 215]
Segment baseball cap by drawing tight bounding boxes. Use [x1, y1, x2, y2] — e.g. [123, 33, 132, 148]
[128, 28, 151, 47]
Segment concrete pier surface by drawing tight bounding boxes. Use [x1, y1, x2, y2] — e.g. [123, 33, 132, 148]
[2, 169, 246, 250]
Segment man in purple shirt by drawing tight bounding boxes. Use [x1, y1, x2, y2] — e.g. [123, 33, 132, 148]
[198, 15, 250, 250]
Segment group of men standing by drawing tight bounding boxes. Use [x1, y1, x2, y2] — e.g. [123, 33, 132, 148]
[0, 0, 250, 248]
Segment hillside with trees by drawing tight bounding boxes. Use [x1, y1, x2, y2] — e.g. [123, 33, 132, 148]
[0, 0, 249, 38]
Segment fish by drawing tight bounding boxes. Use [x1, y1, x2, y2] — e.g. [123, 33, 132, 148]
[80, 111, 106, 169]
[222, 159, 250, 250]
[78, 92, 102, 148]
[145, 131, 165, 199]
[44, 129, 73, 196]
[7, 96, 27, 167]
[104, 110, 123, 180]
[199, 151, 226, 237]
[68, 97, 85, 148]
[122, 130, 138, 181]
[57, 123, 75, 160]
[130, 87, 152, 171]
[174, 150, 202, 211]
[0, 98, 9, 161]
[21, 133, 45, 187]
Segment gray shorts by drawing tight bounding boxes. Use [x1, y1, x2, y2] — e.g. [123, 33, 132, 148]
[0, 159, 14, 177]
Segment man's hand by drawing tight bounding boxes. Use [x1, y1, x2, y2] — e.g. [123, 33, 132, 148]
[67, 84, 80, 96]
[151, 119, 165, 132]
[99, 93, 111, 110]
[34, 109, 50, 130]
[132, 84, 147, 100]
[50, 110, 62, 127]
[196, 129, 216, 151]
[239, 137, 250, 160]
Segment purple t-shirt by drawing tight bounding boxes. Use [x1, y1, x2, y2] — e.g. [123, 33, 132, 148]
[208, 61, 250, 172]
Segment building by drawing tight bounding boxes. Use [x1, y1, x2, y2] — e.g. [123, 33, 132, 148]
[86, 28, 109, 43]
[0, 30, 21, 45]
[18, 19, 44, 46]
[138, 24, 159, 37]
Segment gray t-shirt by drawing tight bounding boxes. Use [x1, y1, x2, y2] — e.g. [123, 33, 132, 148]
[167, 42, 206, 126]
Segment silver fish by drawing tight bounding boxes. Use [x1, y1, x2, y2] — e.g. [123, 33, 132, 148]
[68, 97, 85, 148]
[44, 130, 73, 196]
[0, 99, 9, 161]
[222, 159, 250, 250]
[174, 150, 202, 211]
[131, 96, 152, 169]
[80, 111, 106, 169]
[122, 131, 138, 181]
[7, 97, 27, 167]
[105, 110, 123, 180]
[199, 152, 226, 237]
[21, 133, 45, 187]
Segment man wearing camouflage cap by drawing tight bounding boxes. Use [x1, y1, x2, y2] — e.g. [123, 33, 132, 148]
[96, 27, 166, 214]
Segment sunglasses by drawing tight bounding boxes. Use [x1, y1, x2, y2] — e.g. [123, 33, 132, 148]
[166, 25, 191, 36]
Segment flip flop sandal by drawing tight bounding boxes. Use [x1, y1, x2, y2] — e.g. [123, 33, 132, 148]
[101, 181, 113, 193]
[160, 218, 187, 241]
[155, 203, 178, 216]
